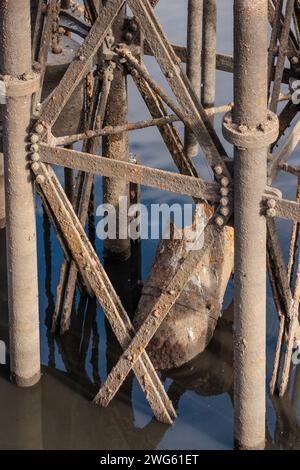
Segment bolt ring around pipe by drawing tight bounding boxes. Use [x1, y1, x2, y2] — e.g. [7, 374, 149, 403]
[222, 111, 279, 149]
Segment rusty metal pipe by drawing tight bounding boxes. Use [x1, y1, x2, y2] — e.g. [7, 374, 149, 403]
[233, 0, 268, 450]
[202, 0, 217, 121]
[0, 0, 40, 386]
[102, 3, 131, 261]
[184, 0, 203, 157]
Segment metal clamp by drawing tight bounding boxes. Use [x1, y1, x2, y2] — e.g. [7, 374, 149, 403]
[222, 111, 279, 149]
[0, 73, 40, 103]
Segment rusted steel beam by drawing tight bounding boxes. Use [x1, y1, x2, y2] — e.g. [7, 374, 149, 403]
[32, 0, 60, 110]
[280, 162, 300, 178]
[38, 144, 220, 203]
[143, 43, 291, 83]
[38, 0, 125, 131]
[126, 0, 230, 177]
[53, 115, 180, 146]
[268, 0, 299, 58]
[60, 10, 91, 38]
[185, 0, 203, 157]
[59, 66, 112, 334]
[287, 180, 300, 285]
[131, 65, 199, 179]
[31, 160, 176, 423]
[268, 120, 300, 183]
[269, 0, 295, 113]
[272, 101, 299, 149]
[31, 0, 46, 60]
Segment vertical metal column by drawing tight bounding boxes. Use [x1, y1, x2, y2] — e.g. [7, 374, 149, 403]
[233, 0, 268, 450]
[102, 2, 131, 261]
[184, 0, 203, 157]
[202, 0, 217, 121]
[0, 0, 40, 386]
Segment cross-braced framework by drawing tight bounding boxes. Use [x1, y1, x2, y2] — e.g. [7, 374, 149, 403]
[2, 0, 300, 449]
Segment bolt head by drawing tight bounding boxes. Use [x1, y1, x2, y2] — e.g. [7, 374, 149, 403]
[220, 187, 229, 197]
[166, 71, 174, 79]
[220, 206, 230, 217]
[237, 124, 248, 134]
[220, 177, 229, 187]
[31, 153, 40, 162]
[31, 162, 40, 172]
[35, 123, 44, 134]
[36, 174, 45, 185]
[267, 198, 276, 209]
[79, 54, 85, 61]
[224, 114, 232, 124]
[267, 208, 276, 218]
[220, 197, 229, 206]
[214, 165, 223, 176]
[30, 133, 39, 144]
[215, 216, 224, 227]
[30, 144, 39, 152]
[291, 56, 299, 65]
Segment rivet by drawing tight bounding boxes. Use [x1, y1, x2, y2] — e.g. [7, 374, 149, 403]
[35, 123, 44, 134]
[237, 124, 248, 134]
[220, 206, 230, 217]
[267, 208, 276, 218]
[31, 153, 40, 162]
[166, 71, 174, 79]
[31, 162, 40, 172]
[221, 177, 229, 187]
[79, 54, 85, 61]
[220, 197, 229, 206]
[291, 56, 299, 65]
[30, 144, 39, 152]
[36, 174, 45, 185]
[220, 187, 229, 197]
[215, 216, 224, 227]
[214, 165, 223, 176]
[30, 133, 39, 144]
[267, 198, 276, 209]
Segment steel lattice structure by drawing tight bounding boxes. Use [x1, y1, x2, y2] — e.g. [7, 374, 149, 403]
[2, 0, 300, 449]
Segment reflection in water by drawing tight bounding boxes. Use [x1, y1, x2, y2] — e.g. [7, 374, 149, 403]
[0, 212, 300, 448]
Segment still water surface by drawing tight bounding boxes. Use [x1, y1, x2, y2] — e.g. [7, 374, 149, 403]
[0, 1, 299, 450]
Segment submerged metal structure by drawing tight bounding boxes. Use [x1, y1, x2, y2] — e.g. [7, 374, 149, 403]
[1, 0, 300, 450]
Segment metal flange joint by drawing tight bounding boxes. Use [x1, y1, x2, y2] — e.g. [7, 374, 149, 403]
[222, 111, 279, 149]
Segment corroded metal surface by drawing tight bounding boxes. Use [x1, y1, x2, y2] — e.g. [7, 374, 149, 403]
[3, 0, 300, 441]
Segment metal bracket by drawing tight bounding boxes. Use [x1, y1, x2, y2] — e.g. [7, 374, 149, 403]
[0, 73, 40, 102]
[222, 111, 279, 149]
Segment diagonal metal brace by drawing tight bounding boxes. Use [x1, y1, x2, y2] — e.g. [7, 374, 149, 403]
[31, 160, 176, 424]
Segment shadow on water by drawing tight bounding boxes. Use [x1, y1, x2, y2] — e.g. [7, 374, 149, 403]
[0, 215, 300, 449]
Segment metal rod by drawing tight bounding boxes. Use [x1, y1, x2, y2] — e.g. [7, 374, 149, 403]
[184, 0, 203, 157]
[233, 0, 269, 450]
[53, 114, 180, 146]
[0, 0, 40, 386]
[202, 0, 217, 121]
